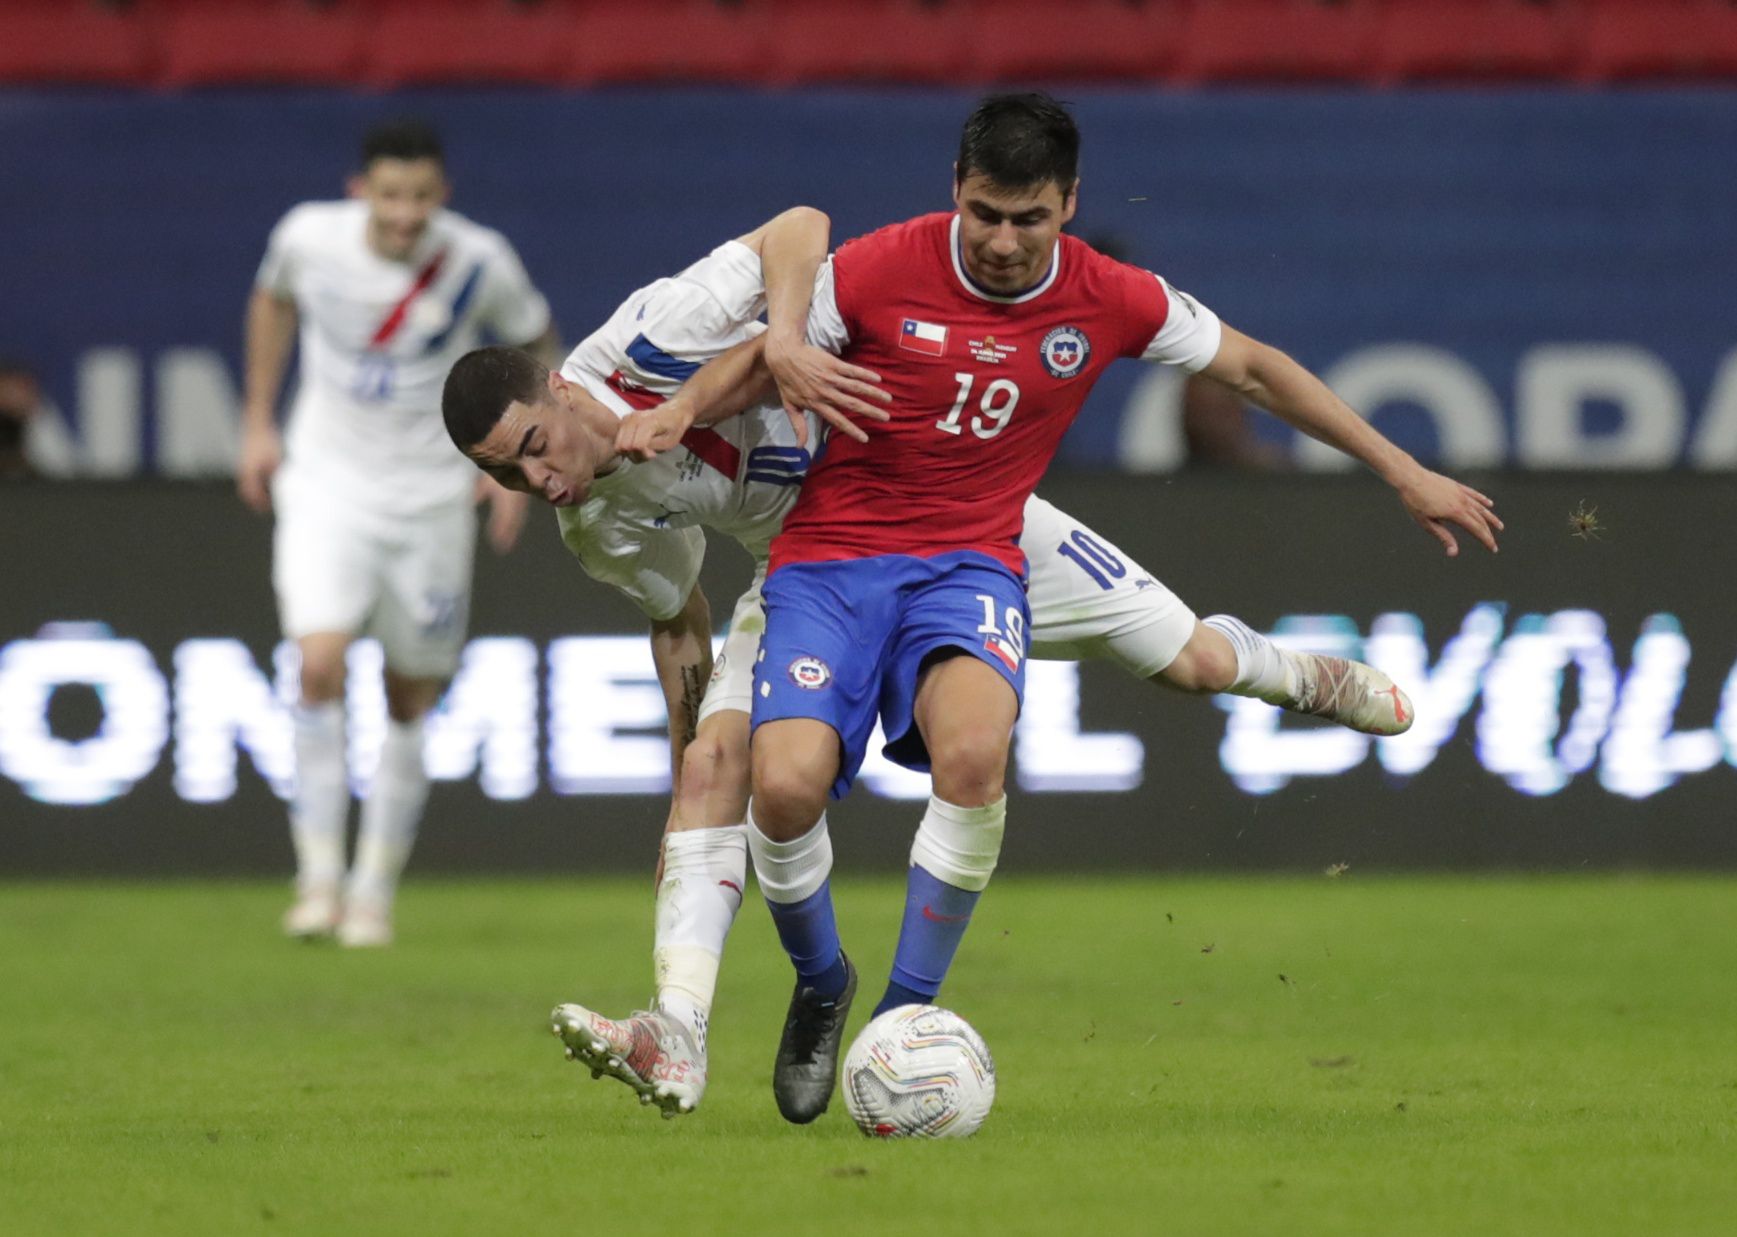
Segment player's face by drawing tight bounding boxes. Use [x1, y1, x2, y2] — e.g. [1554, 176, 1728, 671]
[350, 157, 449, 262]
[466, 374, 602, 509]
[952, 173, 1078, 295]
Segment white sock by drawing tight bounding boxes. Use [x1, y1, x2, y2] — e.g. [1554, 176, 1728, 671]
[348, 719, 429, 907]
[654, 825, 748, 1045]
[290, 701, 348, 891]
[745, 803, 832, 904]
[1203, 614, 1296, 702]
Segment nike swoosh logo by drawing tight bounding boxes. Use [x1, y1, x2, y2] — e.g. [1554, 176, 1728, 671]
[921, 906, 970, 924]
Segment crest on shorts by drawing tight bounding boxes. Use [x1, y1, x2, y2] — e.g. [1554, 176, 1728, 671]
[1040, 325, 1091, 379]
[788, 656, 831, 690]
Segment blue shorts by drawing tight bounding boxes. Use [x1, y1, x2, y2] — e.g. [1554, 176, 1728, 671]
[751, 551, 1030, 799]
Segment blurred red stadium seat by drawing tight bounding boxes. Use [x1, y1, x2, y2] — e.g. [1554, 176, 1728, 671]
[563, 0, 774, 86]
[149, 0, 367, 88]
[0, 0, 154, 86]
[963, 0, 1189, 84]
[364, 0, 574, 87]
[764, 0, 967, 85]
[1175, 0, 1379, 84]
[1373, 0, 1577, 84]
[1579, 0, 1737, 82]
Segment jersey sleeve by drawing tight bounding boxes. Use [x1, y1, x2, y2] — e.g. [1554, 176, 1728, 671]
[637, 242, 769, 363]
[254, 206, 305, 297]
[556, 506, 706, 623]
[804, 257, 848, 355]
[1138, 274, 1223, 372]
[476, 235, 553, 346]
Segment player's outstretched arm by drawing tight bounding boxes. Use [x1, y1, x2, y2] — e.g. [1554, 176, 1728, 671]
[616, 335, 779, 460]
[749, 207, 891, 437]
[237, 287, 297, 512]
[1202, 325, 1503, 557]
[474, 472, 530, 553]
[649, 583, 715, 829]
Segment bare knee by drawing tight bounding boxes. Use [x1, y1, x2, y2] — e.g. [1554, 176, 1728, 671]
[384, 673, 444, 723]
[927, 726, 1010, 807]
[298, 648, 348, 705]
[749, 731, 835, 840]
[1157, 624, 1239, 695]
[676, 728, 749, 821]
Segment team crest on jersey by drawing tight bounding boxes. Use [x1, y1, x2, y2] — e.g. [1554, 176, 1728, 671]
[1040, 325, 1092, 379]
[788, 656, 832, 690]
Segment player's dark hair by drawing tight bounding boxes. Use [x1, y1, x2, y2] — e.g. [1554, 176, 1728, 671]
[442, 346, 548, 452]
[956, 92, 1080, 194]
[361, 117, 445, 170]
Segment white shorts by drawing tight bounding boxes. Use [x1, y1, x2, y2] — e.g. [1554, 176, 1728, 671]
[694, 496, 1197, 720]
[1021, 494, 1196, 678]
[696, 562, 766, 728]
[271, 468, 476, 679]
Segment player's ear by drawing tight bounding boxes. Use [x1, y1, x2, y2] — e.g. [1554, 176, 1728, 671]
[344, 172, 367, 201]
[1060, 179, 1080, 225]
[951, 162, 964, 207]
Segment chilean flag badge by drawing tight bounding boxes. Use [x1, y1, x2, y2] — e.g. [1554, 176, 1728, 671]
[899, 318, 949, 356]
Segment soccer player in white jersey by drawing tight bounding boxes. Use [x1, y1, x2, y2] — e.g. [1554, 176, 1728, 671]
[237, 119, 559, 947]
[440, 206, 1425, 1116]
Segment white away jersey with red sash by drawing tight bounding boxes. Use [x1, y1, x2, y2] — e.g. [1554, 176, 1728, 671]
[556, 240, 813, 621]
[257, 199, 550, 515]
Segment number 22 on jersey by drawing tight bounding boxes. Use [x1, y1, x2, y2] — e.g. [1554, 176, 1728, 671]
[936, 373, 1020, 440]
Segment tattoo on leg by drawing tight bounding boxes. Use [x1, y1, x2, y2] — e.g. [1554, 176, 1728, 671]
[678, 664, 705, 749]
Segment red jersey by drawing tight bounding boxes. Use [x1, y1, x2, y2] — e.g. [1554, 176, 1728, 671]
[770, 212, 1221, 575]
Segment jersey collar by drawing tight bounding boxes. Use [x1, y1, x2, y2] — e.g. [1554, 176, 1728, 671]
[950, 214, 1062, 304]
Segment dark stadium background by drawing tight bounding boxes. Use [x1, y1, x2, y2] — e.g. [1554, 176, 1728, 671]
[3, 0, 1735, 875]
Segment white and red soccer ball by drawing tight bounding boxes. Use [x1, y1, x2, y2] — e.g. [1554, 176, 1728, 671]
[841, 1005, 997, 1139]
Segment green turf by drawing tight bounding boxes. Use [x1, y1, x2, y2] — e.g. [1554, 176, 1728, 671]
[2, 875, 1734, 1236]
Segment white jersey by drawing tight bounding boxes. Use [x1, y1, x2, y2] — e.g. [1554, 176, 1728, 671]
[257, 199, 551, 516]
[557, 241, 810, 621]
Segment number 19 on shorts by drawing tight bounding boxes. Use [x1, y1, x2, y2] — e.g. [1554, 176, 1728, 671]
[976, 593, 1026, 670]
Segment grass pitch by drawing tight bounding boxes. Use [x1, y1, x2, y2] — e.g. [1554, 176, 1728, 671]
[3, 874, 1734, 1236]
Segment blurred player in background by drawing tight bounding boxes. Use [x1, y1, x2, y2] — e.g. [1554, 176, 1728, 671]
[628, 91, 1500, 1124]
[439, 201, 1429, 1118]
[0, 359, 45, 480]
[236, 118, 558, 947]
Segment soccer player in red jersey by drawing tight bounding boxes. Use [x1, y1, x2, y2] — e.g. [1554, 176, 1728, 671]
[634, 93, 1501, 1125]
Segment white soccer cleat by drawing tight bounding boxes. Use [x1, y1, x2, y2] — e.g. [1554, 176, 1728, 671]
[282, 884, 341, 939]
[1274, 652, 1414, 737]
[335, 898, 394, 948]
[550, 1003, 706, 1119]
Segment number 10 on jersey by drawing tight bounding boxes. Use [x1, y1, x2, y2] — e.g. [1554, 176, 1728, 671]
[937, 373, 1020, 440]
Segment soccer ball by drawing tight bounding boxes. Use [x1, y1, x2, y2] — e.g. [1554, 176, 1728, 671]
[841, 1005, 996, 1139]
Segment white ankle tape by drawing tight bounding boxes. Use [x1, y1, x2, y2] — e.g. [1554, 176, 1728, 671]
[909, 796, 1005, 893]
[1203, 614, 1286, 698]
[746, 807, 831, 905]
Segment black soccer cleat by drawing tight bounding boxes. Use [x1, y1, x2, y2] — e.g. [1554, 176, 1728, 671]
[772, 953, 858, 1124]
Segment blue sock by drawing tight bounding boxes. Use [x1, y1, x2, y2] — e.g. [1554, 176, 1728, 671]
[874, 864, 980, 1017]
[766, 880, 849, 999]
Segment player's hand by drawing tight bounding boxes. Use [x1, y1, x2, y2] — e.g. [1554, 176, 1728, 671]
[236, 420, 282, 513]
[478, 476, 530, 553]
[1396, 469, 1503, 557]
[617, 400, 695, 461]
[763, 333, 890, 446]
